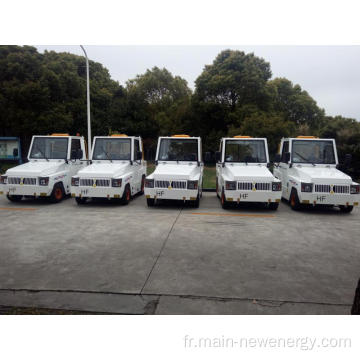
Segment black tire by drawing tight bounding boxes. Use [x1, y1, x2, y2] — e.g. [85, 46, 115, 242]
[269, 202, 279, 211]
[289, 188, 301, 211]
[221, 188, 230, 209]
[121, 184, 131, 205]
[191, 193, 200, 208]
[339, 205, 353, 213]
[75, 197, 87, 205]
[216, 179, 220, 198]
[49, 183, 65, 203]
[147, 198, 155, 207]
[6, 194, 22, 202]
[139, 175, 145, 195]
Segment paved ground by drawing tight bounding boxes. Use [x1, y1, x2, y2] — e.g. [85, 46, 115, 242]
[0, 193, 358, 314]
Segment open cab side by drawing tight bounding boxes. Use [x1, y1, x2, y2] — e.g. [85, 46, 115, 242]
[71, 134, 146, 205]
[215, 136, 282, 210]
[0, 134, 87, 203]
[144, 135, 203, 207]
[273, 136, 360, 212]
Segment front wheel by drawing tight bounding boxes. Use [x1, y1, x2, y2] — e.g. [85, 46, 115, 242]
[289, 189, 301, 211]
[221, 188, 230, 209]
[147, 198, 155, 207]
[6, 194, 22, 202]
[49, 183, 65, 203]
[121, 184, 131, 205]
[339, 205, 353, 213]
[190, 194, 200, 208]
[139, 175, 145, 195]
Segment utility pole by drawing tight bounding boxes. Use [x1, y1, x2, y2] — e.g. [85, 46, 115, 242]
[80, 45, 91, 155]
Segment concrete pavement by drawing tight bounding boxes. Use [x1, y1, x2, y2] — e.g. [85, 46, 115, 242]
[0, 193, 358, 314]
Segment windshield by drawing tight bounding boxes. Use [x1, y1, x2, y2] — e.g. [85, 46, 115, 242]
[158, 138, 199, 161]
[92, 138, 131, 161]
[225, 140, 267, 163]
[292, 140, 336, 164]
[29, 137, 68, 159]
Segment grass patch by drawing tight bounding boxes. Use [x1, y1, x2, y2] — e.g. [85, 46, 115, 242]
[146, 162, 216, 189]
[203, 166, 216, 189]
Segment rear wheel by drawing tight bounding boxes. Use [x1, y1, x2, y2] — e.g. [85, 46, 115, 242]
[289, 189, 301, 211]
[269, 202, 279, 211]
[49, 183, 64, 203]
[121, 184, 131, 205]
[147, 198, 155, 207]
[6, 194, 22, 202]
[75, 197, 87, 205]
[339, 205, 353, 213]
[221, 188, 230, 209]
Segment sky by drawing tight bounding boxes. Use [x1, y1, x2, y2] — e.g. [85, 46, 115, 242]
[36, 46, 360, 121]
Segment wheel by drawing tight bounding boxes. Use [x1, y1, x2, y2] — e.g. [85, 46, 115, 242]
[221, 188, 230, 209]
[269, 202, 279, 211]
[49, 183, 65, 203]
[121, 184, 131, 205]
[191, 193, 200, 208]
[6, 194, 22, 202]
[139, 175, 145, 195]
[147, 198, 155, 207]
[289, 189, 301, 211]
[339, 205, 353, 213]
[216, 179, 220, 198]
[75, 197, 87, 205]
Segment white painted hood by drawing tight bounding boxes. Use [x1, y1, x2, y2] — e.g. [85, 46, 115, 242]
[224, 164, 275, 182]
[5, 161, 66, 177]
[77, 162, 130, 178]
[153, 163, 200, 180]
[293, 166, 351, 184]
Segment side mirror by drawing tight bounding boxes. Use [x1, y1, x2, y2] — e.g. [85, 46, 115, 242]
[136, 151, 142, 161]
[274, 154, 281, 163]
[215, 151, 221, 162]
[204, 152, 212, 163]
[13, 148, 19, 157]
[285, 152, 291, 163]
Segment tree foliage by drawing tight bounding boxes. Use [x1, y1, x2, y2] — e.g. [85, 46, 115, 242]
[0, 46, 359, 178]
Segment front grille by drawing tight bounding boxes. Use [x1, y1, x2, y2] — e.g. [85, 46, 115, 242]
[80, 178, 93, 187]
[95, 179, 110, 187]
[315, 184, 331, 193]
[334, 185, 349, 194]
[8, 177, 21, 185]
[155, 180, 170, 188]
[171, 180, 187, 189]
[255, 182, 270, 191]
[8, 177, 36, 185]
[238, 182, 252, 191]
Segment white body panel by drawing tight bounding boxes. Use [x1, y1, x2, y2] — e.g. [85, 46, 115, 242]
[216, 137, 282, 204]
[273, 137, 360, 207]
[145, 136, 203, 202]
[71, 136, 146, 200]
[1, 135, 86, 199]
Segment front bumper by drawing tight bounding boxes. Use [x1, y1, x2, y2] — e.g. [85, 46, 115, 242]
[224, 189, 281, 203]
[145, 187, 198, 201]
[299, 192, 359, 206]
[2, 184, 52, 197]
[71, 185, 125, 199]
